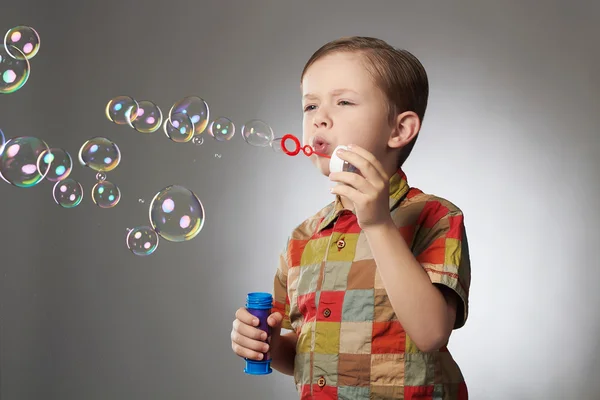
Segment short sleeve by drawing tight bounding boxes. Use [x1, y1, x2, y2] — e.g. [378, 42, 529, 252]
[272, 241, 293, 331]
[414, 210, 471, 329]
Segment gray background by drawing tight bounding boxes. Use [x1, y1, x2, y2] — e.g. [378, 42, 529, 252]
[1, 0, 598, 399]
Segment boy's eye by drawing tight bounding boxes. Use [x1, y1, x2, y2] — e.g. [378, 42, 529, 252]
[338, 100, 353, 106]
[304, 105, 316, 112]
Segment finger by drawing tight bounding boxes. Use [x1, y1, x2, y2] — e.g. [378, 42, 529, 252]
[231, 326, 270, 361]
[235, 307, 259, 326]
[330, 183, 363, 203]
[267, 312, 283, 327]
[346, 145, 388, 178]
[231, 327, 269, 351]
[340, 144, 387, 179]
[329, 171, 373, 194]
[233, 319, 268, 341]
[334, 149, 380, 184]
[231, 341, 267, 361]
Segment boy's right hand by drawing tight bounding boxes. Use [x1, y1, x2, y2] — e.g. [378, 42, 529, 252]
[231, 307, 283, 360]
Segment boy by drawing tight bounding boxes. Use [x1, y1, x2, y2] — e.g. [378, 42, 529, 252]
[231, 36, 471, 399]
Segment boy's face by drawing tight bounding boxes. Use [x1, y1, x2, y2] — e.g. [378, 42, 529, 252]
[301, 51, 394, 176]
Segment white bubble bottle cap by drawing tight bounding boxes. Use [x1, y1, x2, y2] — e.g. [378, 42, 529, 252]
[329, 145, 357, 173]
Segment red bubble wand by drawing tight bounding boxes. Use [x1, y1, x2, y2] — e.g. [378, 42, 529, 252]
[279, 134, 331, 159]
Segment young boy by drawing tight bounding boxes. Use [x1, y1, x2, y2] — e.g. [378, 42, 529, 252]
[231, 36, 471, 400]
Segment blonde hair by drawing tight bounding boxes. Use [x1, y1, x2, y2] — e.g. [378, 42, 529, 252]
[301, 36, 429, 166]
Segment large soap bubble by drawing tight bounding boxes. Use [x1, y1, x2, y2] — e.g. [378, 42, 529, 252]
[149, 185, 205, 242]
[78, 137, 121, 172]
[0, 136, 49, 187]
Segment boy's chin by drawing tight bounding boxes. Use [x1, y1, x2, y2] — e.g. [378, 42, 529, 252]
[314, 157, 331, 176]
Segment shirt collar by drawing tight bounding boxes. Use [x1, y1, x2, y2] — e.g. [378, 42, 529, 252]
[317, 168, 410, 232]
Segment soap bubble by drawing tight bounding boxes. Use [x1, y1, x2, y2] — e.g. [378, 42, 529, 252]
[270, 137, 285, 154]
[37, 147, 72, 182]
[96, 172, 106, 182]
[169, 96, 209, 136]
[53, 178, 83, 208]
[91, 180, 121, 208]
[208, 117, 235, 141]
[78, 137, 121, 172]
[241, 120, 273, 147]
[149, 185, 205, 242]
[0, 136, 49, 187]
[0, 44, 29, 94]
[131, 100, 163, 133]
[0, 128, 5, 154]
[4, 26, 40, 60]
[105, 96, 139, 126]
[126, 226, 159, 256]
[163, 112, 194, 143]
[192, 136, 204, 145]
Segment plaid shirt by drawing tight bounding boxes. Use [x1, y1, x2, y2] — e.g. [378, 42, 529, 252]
[272, 169, 471, 400]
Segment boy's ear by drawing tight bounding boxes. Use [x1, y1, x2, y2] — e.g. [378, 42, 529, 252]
[387, 111, 420, 149]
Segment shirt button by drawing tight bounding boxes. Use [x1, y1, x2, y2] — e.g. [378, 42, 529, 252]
[336, 239, 345, 249]
[317, 376, 326, 387]
[323, 308, 331, 318]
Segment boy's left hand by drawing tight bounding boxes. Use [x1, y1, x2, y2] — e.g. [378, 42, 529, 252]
[329, 144, 392, 229]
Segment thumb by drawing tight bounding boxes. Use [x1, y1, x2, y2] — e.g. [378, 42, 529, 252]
[267, 311, 284, 329]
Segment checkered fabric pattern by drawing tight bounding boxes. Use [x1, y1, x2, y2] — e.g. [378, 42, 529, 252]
[272, 169, 471, 399]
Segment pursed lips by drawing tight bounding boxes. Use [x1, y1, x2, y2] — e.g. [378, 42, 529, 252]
[312, 135, 331, 155]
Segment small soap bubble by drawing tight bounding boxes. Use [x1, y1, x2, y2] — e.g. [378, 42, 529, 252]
[163, 112, 194, 143]
[4, 26, 40, 60]
[208, 117, 235, 141]
[241, 120, 274, 147]
[53, 178, 83, 208]
[214, 153, 221, 158]
[0, 136, 49, 187]
[192, 136, 204, 145]
[131, 100, 163, 133]
[169, 96, 209, 136]
[0, 44, 29, 94]
[37, 147, 72, 182]
[149, 185, 205, 242]
[105, 96, 139, 126]
[270, 137, 285, 154]
[78, 137, 121, 172]
[126, 226, 159, 256]
[91, 180, 121, 208]
[138, 198, 145, 204]
[96, 172, 106, 182]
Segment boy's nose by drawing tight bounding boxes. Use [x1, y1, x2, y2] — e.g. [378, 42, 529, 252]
[313, 115, 331, 128]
